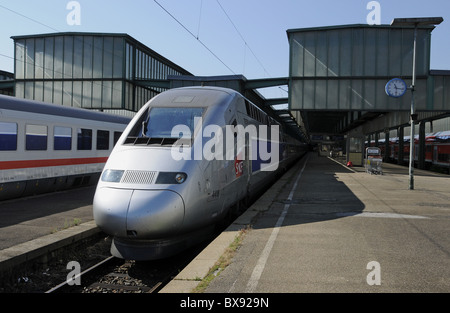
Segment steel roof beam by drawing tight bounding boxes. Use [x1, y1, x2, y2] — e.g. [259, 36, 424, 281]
[244, 77, 289, 90]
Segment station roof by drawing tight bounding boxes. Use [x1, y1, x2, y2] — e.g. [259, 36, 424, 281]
[11, 32, 193, 77]
[286, 22, 449, 136]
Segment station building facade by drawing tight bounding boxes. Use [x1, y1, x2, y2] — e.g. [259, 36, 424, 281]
[287, 23, 450, 166]
[11, 32, 192, 117]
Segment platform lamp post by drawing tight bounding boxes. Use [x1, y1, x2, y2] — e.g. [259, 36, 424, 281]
[390, 17, 443, 190]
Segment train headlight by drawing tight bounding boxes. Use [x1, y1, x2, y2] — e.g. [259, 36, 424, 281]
[175, 173, 187, 184]
[101, 169, 124, 183]
[156, 172, 187, 184]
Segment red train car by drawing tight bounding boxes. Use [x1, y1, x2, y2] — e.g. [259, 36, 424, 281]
[370, 131, 450, 173]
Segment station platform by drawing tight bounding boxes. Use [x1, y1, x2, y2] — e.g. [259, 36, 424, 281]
[161, 153, 450, 293]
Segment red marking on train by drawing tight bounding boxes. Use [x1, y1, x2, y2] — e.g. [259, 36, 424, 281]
[0, 157, 108, 170]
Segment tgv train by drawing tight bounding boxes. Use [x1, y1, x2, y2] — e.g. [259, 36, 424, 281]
[0, 95, 131, 201]
[371, 131, 450, 172]
[93, 86, 307, 260]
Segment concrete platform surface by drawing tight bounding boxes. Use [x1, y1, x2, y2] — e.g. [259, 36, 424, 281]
[161, 153, 450, 293]
[0, 186, 99, 275]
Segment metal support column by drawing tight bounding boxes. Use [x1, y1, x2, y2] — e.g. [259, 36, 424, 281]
[408, 25, 418, 190]
[391, 17, 443, 189]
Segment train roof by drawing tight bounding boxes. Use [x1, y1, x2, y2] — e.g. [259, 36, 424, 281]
[0, 94, 130, 124]
[145, 86, 238, 108]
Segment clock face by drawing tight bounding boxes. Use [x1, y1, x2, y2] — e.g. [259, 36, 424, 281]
[385, 78, 407, 98]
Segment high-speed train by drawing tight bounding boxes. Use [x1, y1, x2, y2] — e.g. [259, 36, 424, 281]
[0, 95, 130, 201]
[93, 86, 307, 260]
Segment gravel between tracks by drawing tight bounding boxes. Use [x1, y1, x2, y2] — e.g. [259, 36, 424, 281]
[0, 235, 112, 293]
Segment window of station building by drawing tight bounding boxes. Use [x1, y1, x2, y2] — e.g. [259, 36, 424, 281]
[54, 36, 64, 80]
[0, 122, 18, 151]
[103, 37, 114, 78]
[93, 37, 104, 79]
[97, 130, 110, 150]
[125, 43, 133, 80]
[54, 126, 72, 150]
[26, 124, 48, 151]
[77, 128, 92, 150]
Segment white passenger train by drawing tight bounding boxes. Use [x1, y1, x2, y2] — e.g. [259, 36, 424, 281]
[93, 87, 307, 260]
[0, 95, 130, 200]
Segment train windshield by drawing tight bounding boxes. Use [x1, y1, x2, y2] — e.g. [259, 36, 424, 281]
[143, 107, 205, 139]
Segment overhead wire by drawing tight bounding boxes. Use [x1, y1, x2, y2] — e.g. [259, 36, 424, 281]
[196, 0, 203, 40]
[215, 0, 271, 78]
[154, 0, 236, 75]
[1, 2, 287, 98]
[214, 0, 288, 99]
[0, 4, 59, 32]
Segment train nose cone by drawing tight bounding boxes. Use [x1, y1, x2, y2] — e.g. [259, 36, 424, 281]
[93, 188, 185, 239]
[93, 188, 133, 237]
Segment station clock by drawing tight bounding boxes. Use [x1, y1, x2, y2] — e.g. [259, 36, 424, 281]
[385, 78, 408, 98]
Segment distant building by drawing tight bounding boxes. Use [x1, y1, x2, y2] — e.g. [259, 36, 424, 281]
[11, 32, 193, 116]
[0, 70, 14, 96]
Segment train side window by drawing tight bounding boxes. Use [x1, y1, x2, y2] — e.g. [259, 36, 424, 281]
[244, 100, 251, 115]
[26, 124, 48, 151]
[0, 122, 17, 151]
[77, 128, 92, 150]
[113, 131, 122, 145]
[438, 153, 449, 163]
[54, 126, 72, 150]
[97, 130, 110, 150]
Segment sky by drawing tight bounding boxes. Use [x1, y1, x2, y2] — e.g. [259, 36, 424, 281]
[0, 0, 449, 100]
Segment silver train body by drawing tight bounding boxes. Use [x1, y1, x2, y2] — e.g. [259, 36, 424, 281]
[93, 87, 307, 260]
[0, 95, 130, 201]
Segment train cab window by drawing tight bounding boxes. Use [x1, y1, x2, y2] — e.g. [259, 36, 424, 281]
[0, 122, 17, 151]
[54, 126, 72, 150]
[77, 128, 92, 150]
[144, 107, 205, 139]
[26, 124, 48, 151]
[97, 130, 110, 150]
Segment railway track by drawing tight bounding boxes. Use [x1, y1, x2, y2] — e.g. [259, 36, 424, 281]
[46, 238, 211, 293]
